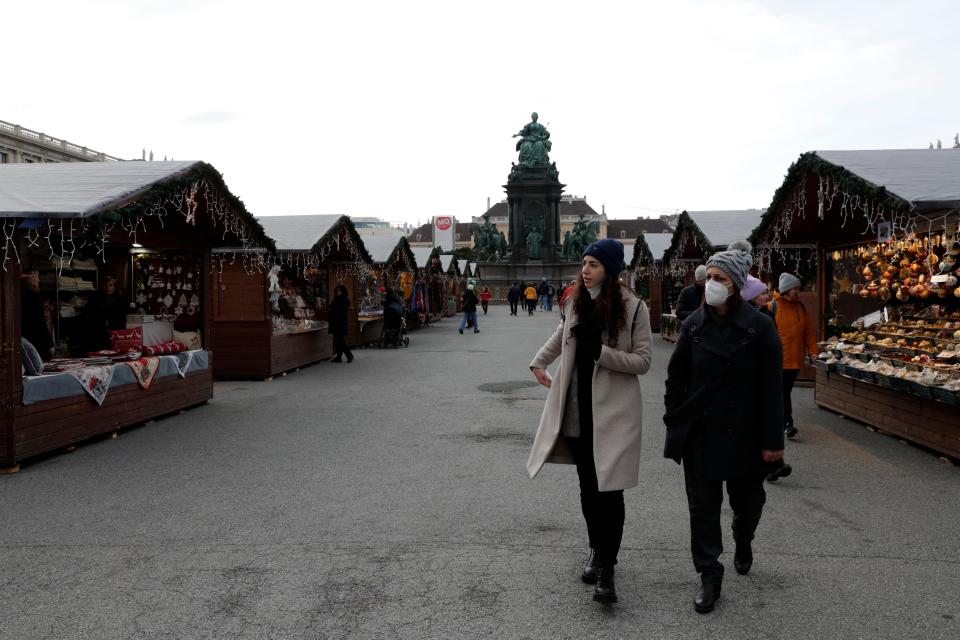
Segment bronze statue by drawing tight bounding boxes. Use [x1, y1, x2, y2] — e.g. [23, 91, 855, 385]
[513, 112, 552, 168]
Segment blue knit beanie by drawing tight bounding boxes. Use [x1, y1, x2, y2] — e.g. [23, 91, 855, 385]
[583, 239, 625, 276]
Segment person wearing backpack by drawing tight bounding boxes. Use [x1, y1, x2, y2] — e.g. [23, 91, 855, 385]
[771, 273, 819, 439]
[546, 281, 556, 311]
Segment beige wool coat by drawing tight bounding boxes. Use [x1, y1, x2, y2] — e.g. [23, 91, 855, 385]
[527, 289, 653, 491]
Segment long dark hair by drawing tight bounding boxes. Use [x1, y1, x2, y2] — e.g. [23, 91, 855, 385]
[573, 270, 630, 347]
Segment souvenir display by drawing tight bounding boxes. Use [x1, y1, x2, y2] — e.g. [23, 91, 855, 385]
[270, 266, 328, 335]
[132, 253, 203, 326]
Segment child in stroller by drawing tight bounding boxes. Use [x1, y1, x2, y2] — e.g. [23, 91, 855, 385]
[379, 289, 410, 348]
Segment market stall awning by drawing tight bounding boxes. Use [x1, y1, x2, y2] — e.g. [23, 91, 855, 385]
[816, 149, 960, 210]
[687, 210, 766, 249]
[457, 259, 467, 275]
[645, 233, 673, 261]
[0, 161, 200, 218]
[439, 254, 454, 273]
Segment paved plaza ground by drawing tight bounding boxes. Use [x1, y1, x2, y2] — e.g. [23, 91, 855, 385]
[1, 306, 959, 639]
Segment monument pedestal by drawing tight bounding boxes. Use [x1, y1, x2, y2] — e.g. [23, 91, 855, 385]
[476, 260, 580, 286]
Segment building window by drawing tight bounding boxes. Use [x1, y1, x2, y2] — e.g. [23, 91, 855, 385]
[0, 151, 7, 163]
[620, 230, 626, 238]
[416, 234, 422, 241]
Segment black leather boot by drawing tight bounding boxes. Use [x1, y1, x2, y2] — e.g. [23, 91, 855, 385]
[581, 549, 600, 584]
[694, 571, 722, 613]
[734, 541, 753, 575]
[593, 565, 617, 604]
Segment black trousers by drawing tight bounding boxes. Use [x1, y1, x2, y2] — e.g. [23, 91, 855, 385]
[334, 334, 353, 361]
[683, 462, 766, 576]
[782, 369, 799, 427]
[527, 300, 536, 315]
[509, 300, 518, 315]
[570, 435, 625, 567]
[481, 300, 488, 314]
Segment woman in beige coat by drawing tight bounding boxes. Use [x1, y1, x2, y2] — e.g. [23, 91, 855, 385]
[529, 239, 653, 605]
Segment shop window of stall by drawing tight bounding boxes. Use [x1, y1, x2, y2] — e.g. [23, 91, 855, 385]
[270, 266, 328, 335]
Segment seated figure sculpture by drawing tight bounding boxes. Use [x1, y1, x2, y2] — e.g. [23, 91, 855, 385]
[513, 112, 552, 168]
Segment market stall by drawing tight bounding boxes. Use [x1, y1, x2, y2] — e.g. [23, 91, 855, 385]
[0, 161, 273, 471]
[438, 254, 459, 316]
[211, 215, 372, 378]
[750, 150, 960, 458]
[629, 232, 672, 332]
[357, 232, 417, 345]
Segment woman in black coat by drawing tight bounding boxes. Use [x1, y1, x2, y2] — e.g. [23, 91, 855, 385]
[329, 285, 353, 363]
[663, 241, 784, 614]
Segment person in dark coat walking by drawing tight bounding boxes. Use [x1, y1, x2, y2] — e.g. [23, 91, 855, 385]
[663, 240, 784, 614]
[507, 282, 522, 316]
[459, 284, 480, 334]
[674, 264, 707, 321]
[329, 285, 354, 363]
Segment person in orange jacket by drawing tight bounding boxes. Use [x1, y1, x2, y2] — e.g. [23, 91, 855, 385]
[771, 273, 819, 439]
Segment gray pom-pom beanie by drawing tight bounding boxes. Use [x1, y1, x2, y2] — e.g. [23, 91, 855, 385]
[778, 272, 801, 293]
[705, 240, 753, 290]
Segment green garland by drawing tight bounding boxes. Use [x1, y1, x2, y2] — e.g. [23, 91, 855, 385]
[749, 152, 911, 246]
[630, 233, 653, 271]
[103, 161, 278, 253]
[662, 211, 714, 265]
[309, 215, 372, 264]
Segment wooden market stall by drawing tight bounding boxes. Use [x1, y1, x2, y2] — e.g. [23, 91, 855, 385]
[406, 246, 442, 328]
[211, 215, 372, 378]
[629, 232, 672, 332]
[356, 232, 418, 345]
[749, 150, 960, 459]
[0, 161, 274, 471]
[441, 255, 465, 315]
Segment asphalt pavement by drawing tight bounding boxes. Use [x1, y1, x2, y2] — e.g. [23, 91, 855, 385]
[1, 305, 958, 639]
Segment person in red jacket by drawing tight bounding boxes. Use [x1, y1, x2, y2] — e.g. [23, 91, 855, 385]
[480, 286, 491, 314]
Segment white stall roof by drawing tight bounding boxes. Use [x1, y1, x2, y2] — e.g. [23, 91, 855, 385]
[0, 161, 200, 218]
[687, 210, 765, 249]
[815, 149, 960, 209]
[645, 232, 673, 261]
[439, 254, 454, 272]
[360, 231, 405, 264]
[411, 246, 434, 269]
[257, 214, 343, 251]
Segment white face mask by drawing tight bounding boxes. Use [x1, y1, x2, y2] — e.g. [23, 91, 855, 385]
[704, 279, 732, 307]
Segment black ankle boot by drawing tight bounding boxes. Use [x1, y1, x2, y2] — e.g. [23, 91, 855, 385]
[734, 541, 753, 575]
[694, 572, 722, 613]
[581, 549, 600, 584]
[593, 565, 617, 604]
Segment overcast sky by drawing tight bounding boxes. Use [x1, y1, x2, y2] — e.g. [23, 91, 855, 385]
[6, 0, 960, 225]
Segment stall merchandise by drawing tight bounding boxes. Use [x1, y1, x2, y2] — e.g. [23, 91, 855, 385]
[750, 149, 960, 458]
[0, 161, 273, 471]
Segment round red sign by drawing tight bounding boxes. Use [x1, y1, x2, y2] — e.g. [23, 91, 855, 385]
[435, 216, 452, 231]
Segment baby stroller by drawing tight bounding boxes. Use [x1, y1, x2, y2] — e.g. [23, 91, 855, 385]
[379, 300, 410, 348]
